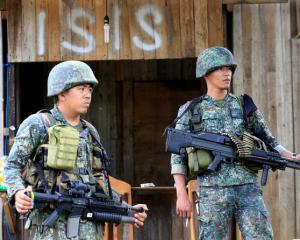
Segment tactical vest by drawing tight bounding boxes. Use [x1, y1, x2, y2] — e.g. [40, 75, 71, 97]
[169, 94, 258, 179]
[24, 110, 112, 196]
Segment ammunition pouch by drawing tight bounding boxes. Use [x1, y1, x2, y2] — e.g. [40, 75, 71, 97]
[186, 147, 213, 179]
[244, 162, 262, 172]
[40, 124, 80, 171]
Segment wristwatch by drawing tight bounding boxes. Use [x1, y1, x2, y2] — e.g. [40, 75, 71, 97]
[292, 153, 297, 160]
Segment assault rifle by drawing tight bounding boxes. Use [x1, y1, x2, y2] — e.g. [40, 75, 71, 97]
[27, 181, 143, 239]
[165, 127, 300, 186]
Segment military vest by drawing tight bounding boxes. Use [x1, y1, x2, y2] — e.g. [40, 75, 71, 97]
[24, 110, 111, 196]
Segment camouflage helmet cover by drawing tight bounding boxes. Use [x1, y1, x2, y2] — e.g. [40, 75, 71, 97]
[47, 60, 99, 97]
[196, 46, 237, 78]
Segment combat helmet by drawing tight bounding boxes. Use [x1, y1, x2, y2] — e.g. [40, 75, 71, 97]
[196, 46, 237, 78]
[47, 60, 98, 97]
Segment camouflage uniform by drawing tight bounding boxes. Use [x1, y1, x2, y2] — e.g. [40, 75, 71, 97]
[171, 47, 284, 240]
[4, 61, 120, 240]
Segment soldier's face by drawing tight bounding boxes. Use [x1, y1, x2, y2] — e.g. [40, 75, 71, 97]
[204, 66, 232, 91]
[59, 84, 93, 115]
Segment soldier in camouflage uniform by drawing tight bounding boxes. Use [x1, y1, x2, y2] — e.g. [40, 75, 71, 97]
[4, 60, 148, 240]
[170, 47, 300, 240]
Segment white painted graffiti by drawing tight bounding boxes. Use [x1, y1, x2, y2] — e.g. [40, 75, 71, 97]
[113, 4, 121, 51]
[37, 11, 46, 56]
[132, 4, 162, 51]
[37, 4, 163, 55]
[61, 8, 96, 54]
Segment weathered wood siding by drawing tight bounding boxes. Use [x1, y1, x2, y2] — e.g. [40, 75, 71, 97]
[7, 0, 224, 62]
[233, 1, 300, 239]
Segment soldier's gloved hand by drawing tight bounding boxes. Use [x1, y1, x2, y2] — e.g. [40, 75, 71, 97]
[133, 204, 148, 228]
[15, 186, 33, 213]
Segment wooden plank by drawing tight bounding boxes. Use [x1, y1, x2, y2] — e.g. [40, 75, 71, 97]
[47, 0, 61, 61]
[194, 0, 208, 55]
[274, 3, 295, 240]
[250, 5, 266, 108]
[128, 0, 144, 59]
[118, 0, 132, 59]
[21, 0, 36, 62]
[122, 79, 134, 184]
[7, 0, 22, 62]
[69, 0, 85, 60]
[179, 0, 195, 57]
[0, 0, 6, 10]
[94, 0, 108, 59]
[82, 0, 97, 60]
[292, 38, 300, 240]
[165, 0, 181, 58]
[208, 0, 223, 46]
[152, 0, 168, 59]
[60, 0, 72, 60]
[0, 10, 7, 19]
[108, 0, 120, 60]
[232, 5, 244, 95]
[223, 0, 288, 4]
[295, 0, 300, 38]
[134, 192, 180, 240]
[240, 5, 252, 96]
[137, 0, 156, 60]
[35, 0, 48, 61]
[272, 4, 294, 239]
[257, 5, 280, 239]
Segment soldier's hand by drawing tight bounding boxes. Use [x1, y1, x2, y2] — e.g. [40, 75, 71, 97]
[133, 204, 148, 228]
[281, 150, 300, 161]
[176, 193, 192, 218]
[15, 186, 33, 213]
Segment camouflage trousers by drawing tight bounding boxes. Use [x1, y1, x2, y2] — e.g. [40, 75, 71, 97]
[26, 210, 104, 240]
[198, 183, 273, 240]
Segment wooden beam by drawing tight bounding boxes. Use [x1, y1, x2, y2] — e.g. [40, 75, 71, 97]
[0, 0, 6, 11]
[1, 10, 7, 19]
[222, 0, 288, 4]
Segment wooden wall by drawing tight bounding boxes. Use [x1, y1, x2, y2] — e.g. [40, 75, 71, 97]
[7, 0, 224, 62]
[233, 1, 300, 239]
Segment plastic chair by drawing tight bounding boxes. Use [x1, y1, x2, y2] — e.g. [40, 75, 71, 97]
[187, 180, 243, 240]
[104, 176, 133, 240]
